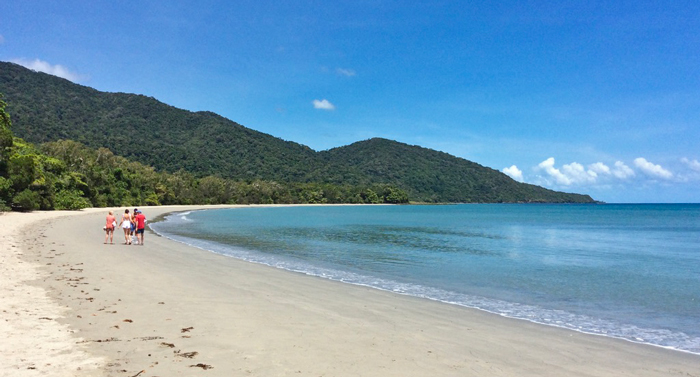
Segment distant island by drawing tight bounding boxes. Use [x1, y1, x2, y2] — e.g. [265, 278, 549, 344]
[0, 61, 594, 210]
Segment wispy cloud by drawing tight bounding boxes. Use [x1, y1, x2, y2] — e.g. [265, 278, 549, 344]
[11, 58, 84, 82]
[312, 99, 336, 111]
[633, 157, 673, 179]
[0, 35, 5, 44]
[677, 157, 700, 182]
[681, 157, 700, 172]
[336, 68, 356, 77]
[502, 165, 523, 182]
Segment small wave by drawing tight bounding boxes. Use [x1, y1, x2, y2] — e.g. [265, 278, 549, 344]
[176, 211, 194, 222]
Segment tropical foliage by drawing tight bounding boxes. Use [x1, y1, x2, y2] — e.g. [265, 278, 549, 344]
[0, 112, 409, 211]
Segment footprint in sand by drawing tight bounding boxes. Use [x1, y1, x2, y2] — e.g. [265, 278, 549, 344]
[190, 363, 213, 370]
[175, 351, 198, 358]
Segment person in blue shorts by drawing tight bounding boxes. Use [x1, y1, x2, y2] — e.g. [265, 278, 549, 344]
[130, 208, 138, 244]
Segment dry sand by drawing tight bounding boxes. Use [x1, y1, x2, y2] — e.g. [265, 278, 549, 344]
[2, 206, 699, 376]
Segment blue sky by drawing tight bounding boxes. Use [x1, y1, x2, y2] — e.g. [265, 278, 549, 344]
[1, 1, 699, 202]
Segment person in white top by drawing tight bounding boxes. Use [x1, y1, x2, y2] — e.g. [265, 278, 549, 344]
[119, 209, 133, 245]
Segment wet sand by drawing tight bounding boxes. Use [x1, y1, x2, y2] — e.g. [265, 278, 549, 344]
[3, 206, 699, 376]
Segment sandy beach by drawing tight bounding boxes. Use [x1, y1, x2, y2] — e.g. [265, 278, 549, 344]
[2, 206, 699, 376]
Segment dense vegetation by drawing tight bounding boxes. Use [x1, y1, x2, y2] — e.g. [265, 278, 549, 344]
[1, 95, 407, 210]
[0, 137, 408, 211]
[0, 61, 594, 204]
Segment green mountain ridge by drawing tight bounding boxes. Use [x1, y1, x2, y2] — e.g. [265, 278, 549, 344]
[315, 138, 588, 203]
[0, 61, 594, 203]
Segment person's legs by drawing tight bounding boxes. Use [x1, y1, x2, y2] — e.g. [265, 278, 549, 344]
[137, 229, 144, 245]
[104, 229, 109, 244]
[123, 227, 130, 244]
[109, 229, 114, 244]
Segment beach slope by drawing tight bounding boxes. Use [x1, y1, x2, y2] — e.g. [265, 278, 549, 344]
[3, 206, 699, 376]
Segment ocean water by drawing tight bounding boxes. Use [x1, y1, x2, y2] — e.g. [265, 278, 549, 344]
[149, 204, 700, 354]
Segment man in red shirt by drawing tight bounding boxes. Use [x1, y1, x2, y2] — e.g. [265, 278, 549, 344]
[134, 210, 147, 246]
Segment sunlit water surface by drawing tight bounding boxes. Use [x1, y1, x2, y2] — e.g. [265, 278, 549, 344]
[150, 204, 700, 354]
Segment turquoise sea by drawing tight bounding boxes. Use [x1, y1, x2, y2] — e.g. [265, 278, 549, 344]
[150, 204, 700, 354]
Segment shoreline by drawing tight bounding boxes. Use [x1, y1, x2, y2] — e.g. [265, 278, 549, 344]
[151, 206, 699, 356]
[3, 206, 700, 376]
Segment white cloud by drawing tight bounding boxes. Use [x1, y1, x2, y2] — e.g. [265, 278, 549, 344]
[502, 165, 523, 182]
[0, 35, 5, 44]
[537, 157, 572, 185]
[611, 161, 635, 179]
[588, 162, 610, 175]
[11, 58, 83, 82]
[562, 162, 598, 184]
[312, 99, 336, 110]
[534, 158, 626, 186]
[521, 155, 693, 198]
[336, 68, 356, 77]
[633, 157, 673, 179]
[681, 157, 700, 172]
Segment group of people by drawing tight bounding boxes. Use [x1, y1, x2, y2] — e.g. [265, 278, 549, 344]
[104, 208, 146, 245]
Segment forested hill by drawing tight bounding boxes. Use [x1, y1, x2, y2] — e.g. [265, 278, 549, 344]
[0, 61, 594, 203]
[0, 62, 320, 181]
[315, 138, 592, 203]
